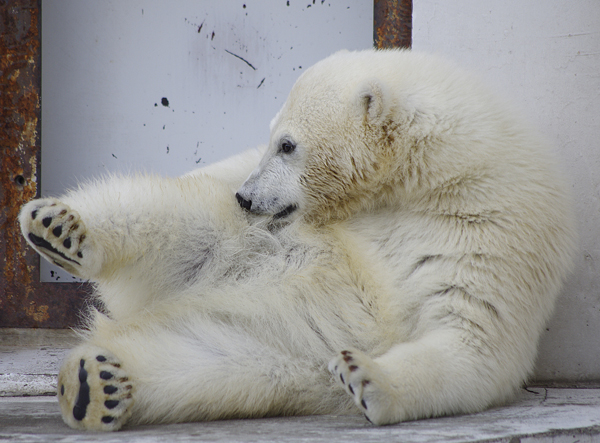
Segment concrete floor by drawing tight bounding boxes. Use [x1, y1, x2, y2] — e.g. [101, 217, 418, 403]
[2, 390, 600, 443]
[2, 329, 600, 442]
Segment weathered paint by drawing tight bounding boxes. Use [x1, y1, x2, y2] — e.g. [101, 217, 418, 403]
[0, 0, 89, 328]
[374, 0, 412, 49]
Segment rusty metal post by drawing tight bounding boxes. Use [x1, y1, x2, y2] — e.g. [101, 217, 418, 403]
[374, 0, 412, 49]
[1, 0, 89, 328]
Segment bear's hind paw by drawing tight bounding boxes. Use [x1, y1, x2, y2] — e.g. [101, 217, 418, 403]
[20, 198, 89, 277]
[58, 346, 134, 431]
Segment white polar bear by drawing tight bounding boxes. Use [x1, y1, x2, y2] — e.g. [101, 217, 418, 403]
[20, 151, 389, 430]
[236, 49, 576, 424]
[19, 49, 575, 431]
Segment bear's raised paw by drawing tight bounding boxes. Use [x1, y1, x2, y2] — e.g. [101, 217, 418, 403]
[329, 350, 405, 426]
[58, 345, 134, 431]
[19, 198, 89, 277]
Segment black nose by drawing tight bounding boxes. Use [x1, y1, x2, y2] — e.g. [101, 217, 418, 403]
[236, 193, 252, 211]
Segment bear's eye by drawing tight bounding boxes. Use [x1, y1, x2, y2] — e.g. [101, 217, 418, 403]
[279, 141, 296, 154]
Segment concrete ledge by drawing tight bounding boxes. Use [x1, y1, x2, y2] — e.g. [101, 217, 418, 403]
[0, 329, 78, 397]
[1, 389, 600, 442]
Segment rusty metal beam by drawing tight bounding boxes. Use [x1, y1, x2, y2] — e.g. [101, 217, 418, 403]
[1, 0, 89, 328]
[374, 0, 412, 49]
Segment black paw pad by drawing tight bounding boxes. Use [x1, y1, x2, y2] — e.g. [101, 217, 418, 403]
[77, 251, 83, 258]
[52, 225, 62, 237]
[361, 399, 368, 410]
[104, 400, 119, 409]
[340, 373, 345, 384]
[73, 360, 90, 421]
[42, 217, 52, 228]
[348, 384, 354, 395]
[31, 209, 38, 219]
[101, 416, 115, 424]
[60, 384, 64, 396]
[63, 238, 72, 249]
[28, 233, 82, 266]
[96, 355, 107, 362]
[100, 371, 114, 380]
[364, 413, 373, 424]
[104, 385, 118, 395]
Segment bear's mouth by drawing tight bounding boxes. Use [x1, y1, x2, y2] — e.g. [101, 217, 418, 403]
[273, 205, 298, 220]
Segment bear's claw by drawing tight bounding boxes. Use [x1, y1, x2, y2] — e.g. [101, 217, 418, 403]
[329, 349, 401, 426]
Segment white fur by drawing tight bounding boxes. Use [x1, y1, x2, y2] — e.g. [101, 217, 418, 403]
[237, 49, 577, 424]
[19, 49, 575, 431]
[19, 149, 390, 430]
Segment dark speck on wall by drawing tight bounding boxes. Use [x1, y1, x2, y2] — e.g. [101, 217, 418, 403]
[224, 50, 256, 70]
[161, 97, 169, 107]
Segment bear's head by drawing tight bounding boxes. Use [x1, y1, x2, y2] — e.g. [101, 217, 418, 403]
[236, 50, 429, 224]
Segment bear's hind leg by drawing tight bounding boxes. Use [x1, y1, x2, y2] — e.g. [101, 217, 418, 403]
[58, 345, 134, 431]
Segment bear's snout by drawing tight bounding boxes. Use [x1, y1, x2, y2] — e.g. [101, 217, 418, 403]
[236, 193, 252, 212]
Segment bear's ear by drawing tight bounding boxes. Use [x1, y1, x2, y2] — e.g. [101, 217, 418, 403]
[356, 79, 392, 125]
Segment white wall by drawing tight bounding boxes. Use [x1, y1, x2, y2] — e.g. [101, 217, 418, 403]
[41, 0, 372, 281]
[413, 0, 600, 383]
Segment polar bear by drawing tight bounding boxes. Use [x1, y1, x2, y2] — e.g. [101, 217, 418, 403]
[20, 49, 575, 431]
[236, 49, 576, 424]
[20, 150, 392, 430]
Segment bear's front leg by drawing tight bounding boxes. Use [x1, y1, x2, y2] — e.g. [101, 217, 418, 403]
[19, 198, 100, 279]
[329, 349, 403, 425]
[58, 345, 134, 431]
